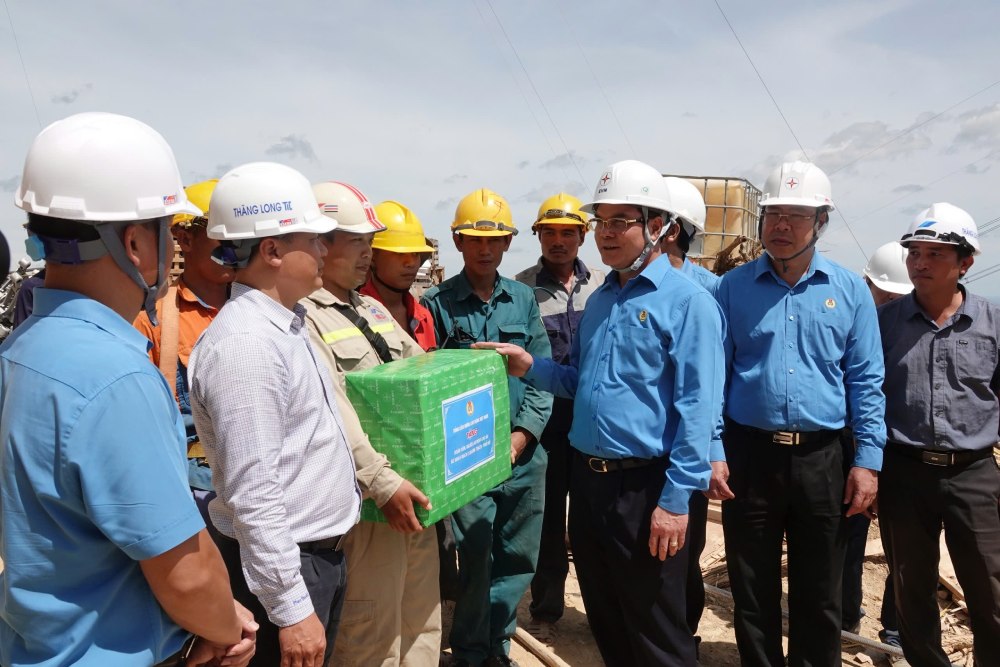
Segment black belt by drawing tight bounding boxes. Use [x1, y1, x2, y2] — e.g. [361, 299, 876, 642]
[221, 532, 345, 553]
[577, 451, 665, 473]
[886, 441, 993, 467]
[737, 423, 837, 446]
[298, 535, 345, 552]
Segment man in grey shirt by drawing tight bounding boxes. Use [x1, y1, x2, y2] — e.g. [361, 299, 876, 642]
[878, 202, 1000, 667]
[190, 162, 361, 667]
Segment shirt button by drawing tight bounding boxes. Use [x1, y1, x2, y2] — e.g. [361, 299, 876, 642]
[934, 383, 941, 389]
[789, 368, 795, 374]
[789, 315, 795, 321]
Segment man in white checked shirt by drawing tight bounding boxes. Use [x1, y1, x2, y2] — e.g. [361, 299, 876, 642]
[190, 162, 361, 667]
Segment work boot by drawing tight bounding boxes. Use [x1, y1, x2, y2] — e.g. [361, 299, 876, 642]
[484, 656, 519, 667]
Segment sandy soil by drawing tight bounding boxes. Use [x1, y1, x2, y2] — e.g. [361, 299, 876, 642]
[445, 519, 976, 666]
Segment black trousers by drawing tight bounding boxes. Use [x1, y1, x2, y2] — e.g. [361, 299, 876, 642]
[214, 534, 347, 667]
[686, 491, 708, 636]
[529, 426, 573, 622]
[879, 447, 1000, 667]
[722, 423, 847, 667]
[568, 453, 695, 667]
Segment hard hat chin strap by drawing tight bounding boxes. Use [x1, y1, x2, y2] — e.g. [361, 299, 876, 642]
[762, 210, 823, 273]
[95, 217, 170, 327]
[612, 208, 671, 273]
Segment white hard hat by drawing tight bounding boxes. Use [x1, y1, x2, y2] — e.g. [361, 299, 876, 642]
[16, 112, 200, 222]
[760, 161, 835, 211]
[207, 162, 336, 241]
[312, 181, 387, 235]
[662, 177, 706, 236]
[864, 241, 912, 295]
[900, 202, 981, 256]
[581, 160, 672, 215]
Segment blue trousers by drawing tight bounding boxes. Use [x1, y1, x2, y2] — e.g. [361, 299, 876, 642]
[449, 443, 546, 664]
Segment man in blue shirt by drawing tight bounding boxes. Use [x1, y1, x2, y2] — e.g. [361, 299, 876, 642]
[878, 204, 1000, 667]
[715, 161, 885, 667]
[480, 160, 724, 667]
[658, 176, 733, 656]
[422, 188, 553, 667]
[514, 193, 604, 640]
[0, 113, 254, 666]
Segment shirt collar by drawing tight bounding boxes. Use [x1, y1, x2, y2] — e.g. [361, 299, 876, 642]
[902, 284, 978, 326]
[603, 254, 672, 291]
[231, 282, 306, 334]
[359, 277, 418, 319]
[535, 257, 592, 287]
[175, 276, 218, 311]
[305, 286, 359, 308]
[753, 250, 833, 284]
[453, 270, 509, 302]
[32, 288, 152, 354]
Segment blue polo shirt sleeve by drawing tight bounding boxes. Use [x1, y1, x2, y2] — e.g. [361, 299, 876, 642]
[522, 342, 580, 399]
[513, 298, 554, 441]
[660, 291, 724, 513]
[71, 372, 204, 560]
[843, 282, 887, 470]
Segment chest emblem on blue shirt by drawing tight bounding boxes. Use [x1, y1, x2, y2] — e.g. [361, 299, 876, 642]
[466, 399, 475, 415]
[825, 298, 836, 309]
[369, 307, 389, 321]
[638, 309, 648, 322]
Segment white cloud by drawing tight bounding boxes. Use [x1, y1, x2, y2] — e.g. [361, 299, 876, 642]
[952, 104, 1000, 150]
[265, 135, 318, 163]
[50, 83, 92, 105]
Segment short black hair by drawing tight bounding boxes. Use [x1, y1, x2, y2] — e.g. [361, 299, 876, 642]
[26, 212, 102, 242]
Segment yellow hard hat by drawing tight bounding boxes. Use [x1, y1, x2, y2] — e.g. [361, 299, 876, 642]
[532, 192, 588, 233]
[173, 179, 218, 228]
[451, 188, 517, 236]
[372, 200, 434, 253]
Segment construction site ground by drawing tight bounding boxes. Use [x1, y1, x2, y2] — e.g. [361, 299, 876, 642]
[443, 517, 977, 667]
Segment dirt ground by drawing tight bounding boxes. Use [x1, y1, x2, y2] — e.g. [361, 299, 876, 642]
[446, 519, 977, 667]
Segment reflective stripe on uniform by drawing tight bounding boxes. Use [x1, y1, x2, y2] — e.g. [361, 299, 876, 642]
[321, 322, 395, 344]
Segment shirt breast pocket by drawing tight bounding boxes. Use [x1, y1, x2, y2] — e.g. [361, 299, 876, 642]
[614, 324, 664, 381]
[806, 309, 849, 363]
[954, 338, 997, 379]
[498, 324, 528, 349]
[331, 334, 373, 372]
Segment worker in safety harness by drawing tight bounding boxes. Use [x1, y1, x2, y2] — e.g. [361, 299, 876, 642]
[134, 179, 235, 503]
[300, 181, 441, 667]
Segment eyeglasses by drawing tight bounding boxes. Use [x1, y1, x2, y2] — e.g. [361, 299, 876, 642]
[536, 209, 586, 224]
[762, 211, 816, 226]
[589, 217, 643, 234]
[453, 220, 518, 235]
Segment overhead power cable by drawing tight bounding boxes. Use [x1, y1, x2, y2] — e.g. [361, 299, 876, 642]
[828, 78, 1000, 177]
[483, 0, 588, 189]
[3, 0, 41, 128]
[552, 0, 636, 156]
[712, 0, 867, 261]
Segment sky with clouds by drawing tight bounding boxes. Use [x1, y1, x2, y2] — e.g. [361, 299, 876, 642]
[2, 0, 999, 298]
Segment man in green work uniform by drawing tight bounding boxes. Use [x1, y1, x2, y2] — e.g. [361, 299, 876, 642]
[422, 188, 553, 667]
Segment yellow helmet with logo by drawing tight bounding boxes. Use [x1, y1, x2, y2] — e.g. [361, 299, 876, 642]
[372, 200, 434, 253]
[173, 179, 218, 228]
[532, 192, 588, 233]
[451, 188, 517, 237]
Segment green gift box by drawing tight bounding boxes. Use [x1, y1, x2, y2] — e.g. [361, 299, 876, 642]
[345, 349, 512, 526]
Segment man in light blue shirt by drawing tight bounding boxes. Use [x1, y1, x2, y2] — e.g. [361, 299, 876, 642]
[716, 161, 885, 667]
[658, 176, 732, 657]
[480, 160, 724, 667]
[0, 113, 253, 666]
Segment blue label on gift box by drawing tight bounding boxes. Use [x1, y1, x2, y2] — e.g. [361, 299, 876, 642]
[442, 383, 496, 484]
